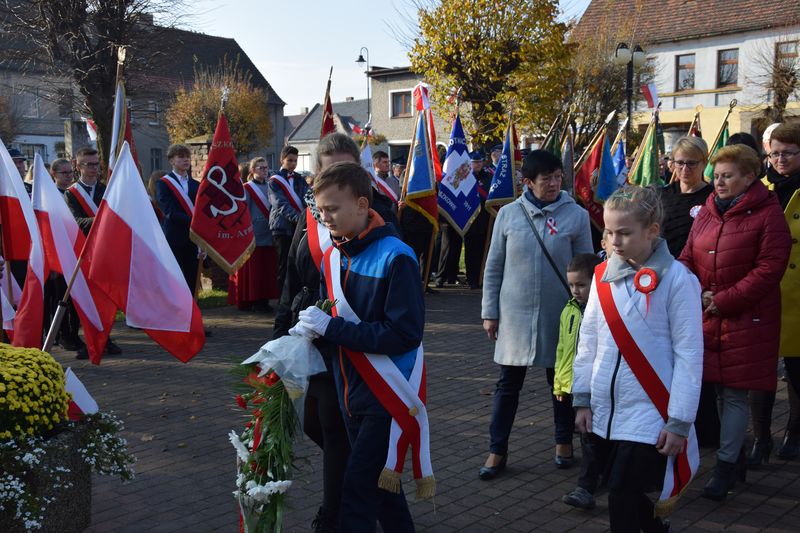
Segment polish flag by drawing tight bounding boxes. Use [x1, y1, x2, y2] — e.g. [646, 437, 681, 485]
[412, 83, 442, 180]
[82, 142, 205, 362]
[641, 83, 659, 109]
[65, 368, 99, 420]
[0, 139, 46, 348]
[31, 154, 114, 363]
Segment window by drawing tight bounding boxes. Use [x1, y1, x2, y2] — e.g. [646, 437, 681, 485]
[391, 91, 412, 118]
[18, 88, 40, 118]
[57, 88, 73, 119]
[777, 41, 798, 68]
[150, 148, 162, 173]
[717, 49, 739, 88]
[675, 54, 695, 91]
[147, 100, 160, 126]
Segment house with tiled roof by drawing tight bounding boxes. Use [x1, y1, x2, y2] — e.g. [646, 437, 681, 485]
[286, 97, 371, 172]
[573, 0, 800, 149]
[0, 17, 285, 172]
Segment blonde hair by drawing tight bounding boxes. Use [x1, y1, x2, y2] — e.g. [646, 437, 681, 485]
[672, 136, 708, 163]
[710, 144, 762, 178]
[604, 186, 663, 228]
[247, 157, 267, 181]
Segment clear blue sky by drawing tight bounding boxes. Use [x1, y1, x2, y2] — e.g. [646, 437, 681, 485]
[187, 0, 591, 116]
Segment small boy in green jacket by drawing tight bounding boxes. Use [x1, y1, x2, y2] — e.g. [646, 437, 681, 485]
[553, 253, 603, 510]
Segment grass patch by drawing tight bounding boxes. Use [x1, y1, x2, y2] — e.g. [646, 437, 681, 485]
[112, 289, 230, 321]
[197, 289, 230, 309]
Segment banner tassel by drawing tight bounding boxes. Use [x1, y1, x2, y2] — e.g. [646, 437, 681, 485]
[378, 468, 402, 494]
[415, 475, 436, 499]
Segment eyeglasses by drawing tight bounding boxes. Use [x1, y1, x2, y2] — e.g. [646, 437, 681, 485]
[79, 162, 100, 167]
[254, 166, 269, 170]
[768, 151, 800, 161]
[673, 160, 701, 168]
[535, 173, 563, 183]
[55, 170, 74, 175]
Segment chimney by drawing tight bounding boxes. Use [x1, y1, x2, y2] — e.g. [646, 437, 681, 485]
[345, 97, 354, 102]
[300, 106, 309, 114]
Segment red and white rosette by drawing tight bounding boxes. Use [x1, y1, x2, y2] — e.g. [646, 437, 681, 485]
[634, 267, 658, 316]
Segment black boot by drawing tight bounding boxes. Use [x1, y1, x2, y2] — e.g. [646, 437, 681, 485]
[702, 459, 738, 501]
[747, 390, 775, 468]
[311, 506, 338, 533]
[777, 431, 800, 460]
[747, 438, 773, 468]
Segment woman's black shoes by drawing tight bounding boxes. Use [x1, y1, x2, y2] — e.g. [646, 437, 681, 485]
[778, 431, 800, 460]
[555, 454, 574, 469]
[747, 438, 773, 468]
[702, 458, 738, 501]
[478, 455, 507, 480]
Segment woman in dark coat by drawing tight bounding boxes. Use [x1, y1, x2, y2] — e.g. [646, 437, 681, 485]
[679, 144, 792, 501]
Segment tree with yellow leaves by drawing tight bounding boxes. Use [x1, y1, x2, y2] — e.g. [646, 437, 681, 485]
[166, 58, 272, 156]
[408, 0, 570, 145]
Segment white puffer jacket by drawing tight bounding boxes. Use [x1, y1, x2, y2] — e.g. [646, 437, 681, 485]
[572, 241, 703, 445]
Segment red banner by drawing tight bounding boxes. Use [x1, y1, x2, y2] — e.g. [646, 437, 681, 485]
[190, 112, 255, 274]
[574, 133, 606, 229]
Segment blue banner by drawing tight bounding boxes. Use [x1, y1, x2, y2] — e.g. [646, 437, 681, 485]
[438, 115, 481, 235]
[406, 113, 435, 198]
[596, 135, 619, 201]
[485, 122, 516, 216]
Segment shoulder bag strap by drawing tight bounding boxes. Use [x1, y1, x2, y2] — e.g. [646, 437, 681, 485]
[518, 202, 571, 298]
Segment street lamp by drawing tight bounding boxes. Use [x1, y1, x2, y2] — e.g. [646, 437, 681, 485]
[355, 47, 370, 123]
[613, 42, 647, 136]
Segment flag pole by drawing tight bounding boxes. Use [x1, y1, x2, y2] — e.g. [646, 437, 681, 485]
[419, 111, 437, 293]
[42, 254, 86, 353]
[574, 111, 617, 173]
[540, 113, 563, 151]
[610, 117, 628, 155]
[628, 109, 658, 183]
[687, 106, 702, 137]
[107, 46, 127, 179]
[706, 99, 737, 158]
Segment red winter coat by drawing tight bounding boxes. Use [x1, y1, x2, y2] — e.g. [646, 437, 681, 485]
[679, 181, 791, 391]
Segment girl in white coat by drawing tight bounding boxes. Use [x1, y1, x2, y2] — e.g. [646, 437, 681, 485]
[573, 187, 703, 532]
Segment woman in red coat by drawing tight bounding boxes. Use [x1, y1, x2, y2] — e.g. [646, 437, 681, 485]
[679, 144, 791, 501]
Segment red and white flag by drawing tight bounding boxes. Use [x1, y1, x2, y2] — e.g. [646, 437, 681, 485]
[82, 142, 205, 362]
[84, 118, 98, 142]
[108, 82, 140, 175]
[0, 139, 46, 348]
[191, 112, 255, 274]
[65, 368, 99, 420]
[641, 83, 659, 109]
[32, 154, 114, 363]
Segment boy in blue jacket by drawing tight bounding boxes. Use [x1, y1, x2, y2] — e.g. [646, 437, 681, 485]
[292, 161, 427, 533]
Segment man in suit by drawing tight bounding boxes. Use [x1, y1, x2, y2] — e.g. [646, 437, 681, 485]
[268, 145, 307, 295]
[64, 146, 122, 358]
[156, 143, 200, 292]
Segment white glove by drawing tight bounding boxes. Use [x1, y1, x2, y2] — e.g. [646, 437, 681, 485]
[288, 322, 319, 340]
[297, 306, 333, 337]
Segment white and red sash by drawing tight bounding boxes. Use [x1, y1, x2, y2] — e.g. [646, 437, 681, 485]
[306, 207, 331, 272]
[245, 180, 271, 218]
[69, 183, 98, 216]
[269, 174, 303, 212]
[323, 245, 435, 498]
[160, 174, 194, 216]
[595, 262, 699, 516]
[373, 175, 399, 203]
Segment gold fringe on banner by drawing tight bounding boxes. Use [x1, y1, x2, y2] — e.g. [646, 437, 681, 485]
[415, 475, 436, 499]
[377, 468, 402, 494]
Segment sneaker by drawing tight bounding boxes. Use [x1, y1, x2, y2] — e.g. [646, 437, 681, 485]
[105, 338, 122, 355]
[562, 487, 595, 510]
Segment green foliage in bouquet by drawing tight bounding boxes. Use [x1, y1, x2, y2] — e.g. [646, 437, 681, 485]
[229, 299, 335, 533]
[0, 344, 70, 439]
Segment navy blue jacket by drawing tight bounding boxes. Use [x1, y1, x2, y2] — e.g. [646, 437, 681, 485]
[321, 213, 425, 416]
[156, 172, 199, 250]
[268, 169, 308, 236]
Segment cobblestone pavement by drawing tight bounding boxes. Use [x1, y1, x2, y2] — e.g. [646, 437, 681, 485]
[48, 287, 800, 532]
